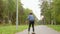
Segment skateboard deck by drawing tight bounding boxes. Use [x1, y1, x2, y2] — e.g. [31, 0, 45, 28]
[32, 32, 35, 34]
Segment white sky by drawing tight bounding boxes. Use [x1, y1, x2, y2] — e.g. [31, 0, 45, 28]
[21, 0, 43, 20]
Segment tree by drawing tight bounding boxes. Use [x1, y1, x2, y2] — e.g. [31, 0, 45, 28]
[0, 0, 4, 24]
[53, 0, 60, 24]
[40, 0, 60, 25]
[41, 0, 50, 24]
[0, 0, 32, 25]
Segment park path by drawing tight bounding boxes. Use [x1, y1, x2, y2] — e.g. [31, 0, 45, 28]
[16, 25, 60, 34]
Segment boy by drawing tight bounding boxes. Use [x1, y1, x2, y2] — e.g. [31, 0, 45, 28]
[27, 13, 35, 34]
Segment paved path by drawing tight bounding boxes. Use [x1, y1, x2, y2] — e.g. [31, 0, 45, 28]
[16, 25, 60, 34]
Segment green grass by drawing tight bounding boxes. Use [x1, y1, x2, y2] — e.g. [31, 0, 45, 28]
[48, 25, 60, 32]
[0, 25, 28, 34]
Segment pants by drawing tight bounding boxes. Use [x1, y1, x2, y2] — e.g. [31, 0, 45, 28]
[28, 21, 34, 32]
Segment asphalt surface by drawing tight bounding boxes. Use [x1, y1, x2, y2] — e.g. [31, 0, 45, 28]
[16, 25, 60, 34]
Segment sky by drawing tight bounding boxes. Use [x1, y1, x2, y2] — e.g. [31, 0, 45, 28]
[21, 0, 43, 20]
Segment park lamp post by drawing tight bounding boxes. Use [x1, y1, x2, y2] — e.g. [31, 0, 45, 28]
[16, 0, 18, 30]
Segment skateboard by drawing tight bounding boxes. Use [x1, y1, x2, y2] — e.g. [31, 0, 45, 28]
[32, 32, 35, 34]
[28, 32, 35, 34]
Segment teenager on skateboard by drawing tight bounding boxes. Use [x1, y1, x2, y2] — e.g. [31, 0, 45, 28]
[27, 13, 35, 34]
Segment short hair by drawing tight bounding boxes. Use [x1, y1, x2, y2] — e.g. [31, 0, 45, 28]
[30, 13, 33, 15]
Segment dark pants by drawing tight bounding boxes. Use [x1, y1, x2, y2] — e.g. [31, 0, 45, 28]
[28, 21, 34, 32]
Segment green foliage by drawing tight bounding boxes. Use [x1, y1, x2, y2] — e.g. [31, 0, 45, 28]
[0, 0, 31, 25]
[0, 0, 4, 24]
[48, 25, 60, 32]
[40, 0, 60, 25]
[20, 8, 31, 24]
[41, 1, 51, 24]
[52, 0, 60, 24]
[0, 25, 28, 34]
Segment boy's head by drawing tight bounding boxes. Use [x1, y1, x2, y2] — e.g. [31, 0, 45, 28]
[30, 13, 33, 15]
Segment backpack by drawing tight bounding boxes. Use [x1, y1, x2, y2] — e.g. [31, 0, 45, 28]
[28, 15, 34, 21]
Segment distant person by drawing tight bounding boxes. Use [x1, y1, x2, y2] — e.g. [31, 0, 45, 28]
[27, 13, 35, 34]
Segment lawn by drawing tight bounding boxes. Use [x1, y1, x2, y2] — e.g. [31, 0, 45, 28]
[48, 25, 60, 32]
[0, 25, 28, 34]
